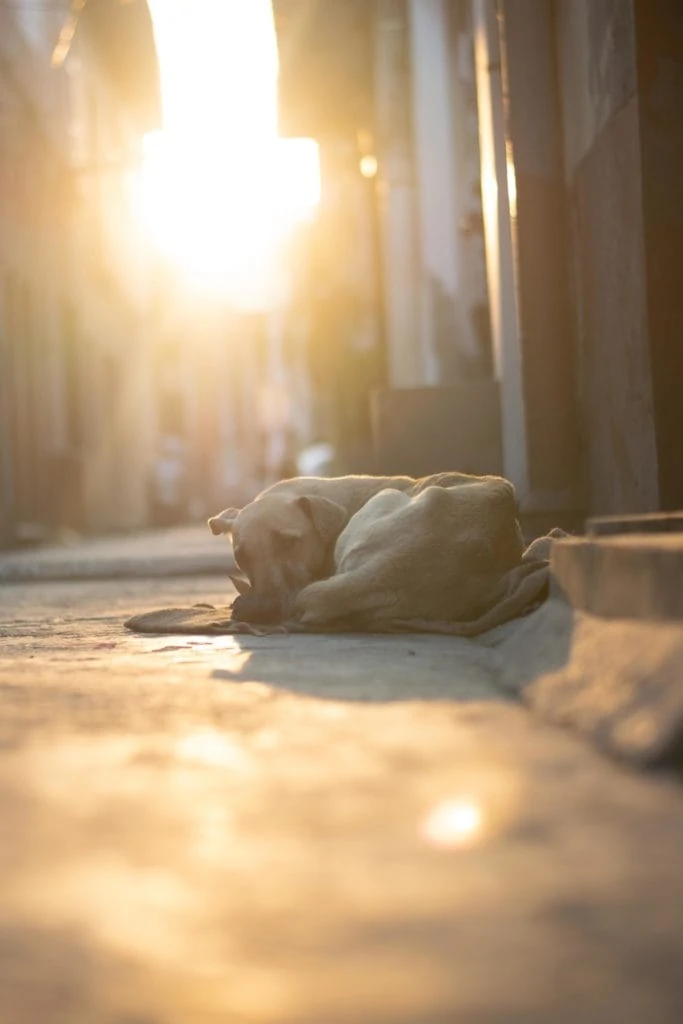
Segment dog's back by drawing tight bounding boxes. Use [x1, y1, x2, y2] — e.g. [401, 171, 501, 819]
[294, 476, 525, 627]
[265, 471, 482, 517]
[264, 474, 417, 516]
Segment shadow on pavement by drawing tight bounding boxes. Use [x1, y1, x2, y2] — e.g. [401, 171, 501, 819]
[207, 632, 504, 703]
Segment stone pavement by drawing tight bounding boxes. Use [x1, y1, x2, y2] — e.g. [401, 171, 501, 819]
[0, 524, 233, 582]
[2, 537, 683, 1022]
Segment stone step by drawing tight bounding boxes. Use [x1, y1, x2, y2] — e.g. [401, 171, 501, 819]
[552, 528, 683, 621]
[586, 512, 683, 537]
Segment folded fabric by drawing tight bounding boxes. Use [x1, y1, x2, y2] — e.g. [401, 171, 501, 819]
[124, 605, 286, 636]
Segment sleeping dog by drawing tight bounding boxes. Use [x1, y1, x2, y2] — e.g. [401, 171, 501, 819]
[208, 472, 474, 623]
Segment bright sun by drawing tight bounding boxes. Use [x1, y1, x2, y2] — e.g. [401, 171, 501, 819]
[136, 0, 320, 308]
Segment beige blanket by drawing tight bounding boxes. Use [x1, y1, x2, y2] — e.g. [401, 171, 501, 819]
[125, 476, 565, 638]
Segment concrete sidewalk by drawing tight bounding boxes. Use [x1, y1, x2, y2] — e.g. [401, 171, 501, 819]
[2, 562, 683, 1022]
[0, 524, 234, 582]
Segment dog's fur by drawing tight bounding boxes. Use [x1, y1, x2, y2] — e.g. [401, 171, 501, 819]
[291, 476, 545, 635]
[208, 472, 474, 623]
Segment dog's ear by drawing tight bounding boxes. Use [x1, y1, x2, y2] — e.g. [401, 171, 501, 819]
[296, 496, 349, 545]
[208, 508, 239, 536]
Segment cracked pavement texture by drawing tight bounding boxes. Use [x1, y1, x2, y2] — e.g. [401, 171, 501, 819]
[2, 575, 683, 1024]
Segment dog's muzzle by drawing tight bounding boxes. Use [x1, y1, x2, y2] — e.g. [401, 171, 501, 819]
[230, 591, 291, 625]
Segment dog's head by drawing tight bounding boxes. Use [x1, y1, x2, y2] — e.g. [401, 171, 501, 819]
[208, 493, 349, 623]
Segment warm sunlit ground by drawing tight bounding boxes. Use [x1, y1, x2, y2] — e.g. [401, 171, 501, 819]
[135, 0, 320, 308]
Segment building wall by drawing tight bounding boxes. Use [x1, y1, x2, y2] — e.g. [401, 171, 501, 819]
[555, 0, 659, 514]
[0, 10, 76, 542]
[0, 5, 156, 544]
[65, 43, 156, 533]
[633, 0, 683, 511]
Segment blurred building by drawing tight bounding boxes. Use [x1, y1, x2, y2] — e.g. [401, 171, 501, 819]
[274, 0, 683, 522]
[0, 0, 161, 546]
[470, 0, 683, 521]
[2, 0, 678, 541]
[274, 0, 501, 484]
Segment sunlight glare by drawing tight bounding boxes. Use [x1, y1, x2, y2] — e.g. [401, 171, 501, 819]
[359, 154, 379, 179]
[176, 730, 251, 771]
[506, 143, 518, 220]
[139, 0, 320, 307]
[421, 798, 483, 849]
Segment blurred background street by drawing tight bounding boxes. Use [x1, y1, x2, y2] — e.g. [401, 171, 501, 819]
[2, 0, 680, 549]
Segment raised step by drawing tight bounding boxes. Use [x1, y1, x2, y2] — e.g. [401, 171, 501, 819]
[552, 515, 683, 621]
[586, 512, 683, 537]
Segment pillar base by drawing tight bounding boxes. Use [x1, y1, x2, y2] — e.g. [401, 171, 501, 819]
[371, 383, 503, 478]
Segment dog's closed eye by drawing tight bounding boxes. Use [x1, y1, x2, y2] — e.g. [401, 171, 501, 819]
[273, 530, 301, 553]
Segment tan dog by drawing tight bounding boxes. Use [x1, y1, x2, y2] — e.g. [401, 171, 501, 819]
[208, 472, 472, 623]
[292, 476, 548, 636]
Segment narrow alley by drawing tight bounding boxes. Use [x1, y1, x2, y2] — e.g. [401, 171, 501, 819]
[2, 0, 683, 1020]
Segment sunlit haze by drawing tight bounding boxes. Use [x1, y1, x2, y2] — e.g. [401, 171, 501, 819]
[137, 0, 320, 308]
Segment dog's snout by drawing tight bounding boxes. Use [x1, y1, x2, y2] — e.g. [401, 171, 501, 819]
[230, 593, 288, 625]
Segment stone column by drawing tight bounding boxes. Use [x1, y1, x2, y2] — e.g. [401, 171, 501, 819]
[499, 0, 582, 516]
[408, 0, 478, 383]
[472, 0, 529, 498]
[373, 0, 423, 387]
[634, 0, 683, 510]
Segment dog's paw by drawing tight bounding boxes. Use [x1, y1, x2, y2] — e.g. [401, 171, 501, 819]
[292, 582, 325, 625]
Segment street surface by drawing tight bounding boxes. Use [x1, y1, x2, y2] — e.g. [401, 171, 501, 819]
[1, 535, 683, 1022]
